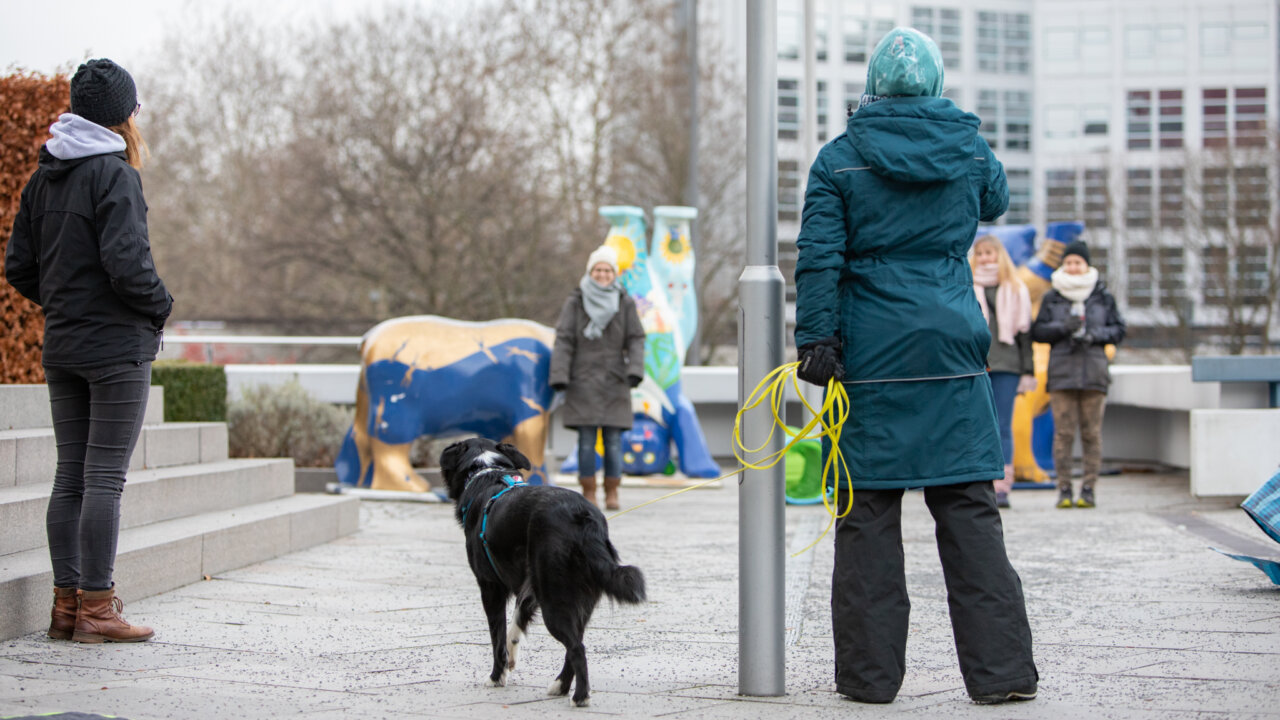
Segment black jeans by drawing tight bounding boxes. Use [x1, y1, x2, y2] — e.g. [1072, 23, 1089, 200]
[44, 362, 151, 591]
[831, 481, 1038, 702]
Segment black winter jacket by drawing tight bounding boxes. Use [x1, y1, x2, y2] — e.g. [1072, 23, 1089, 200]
[1031, 281, 1125, 393]
[5, 147, 172, 369]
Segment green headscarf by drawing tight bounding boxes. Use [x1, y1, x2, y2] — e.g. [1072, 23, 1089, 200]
[865, 27, 945, 98]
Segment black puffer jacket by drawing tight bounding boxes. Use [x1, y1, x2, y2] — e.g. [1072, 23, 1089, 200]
[5, 147, 172, 369]
[1031, 281, 1125, 393]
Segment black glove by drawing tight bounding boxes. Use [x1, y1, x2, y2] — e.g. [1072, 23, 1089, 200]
[551, 382, 568, 392]
[627, 374, 643, 388]
[796, 337, 845, 387]
[1079, 331, 1097, 346]
[1063, 316, 1083, 334]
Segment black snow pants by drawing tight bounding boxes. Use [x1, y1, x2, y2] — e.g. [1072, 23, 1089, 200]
[831, 480, 1038, 703]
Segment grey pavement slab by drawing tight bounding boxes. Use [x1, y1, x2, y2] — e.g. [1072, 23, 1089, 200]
[1, 471, 1278, 719]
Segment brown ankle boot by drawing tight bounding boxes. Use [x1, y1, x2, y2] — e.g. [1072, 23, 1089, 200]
[604, 476, 621, 511]
[73, 588, 154, 643]
[48, 587, 79, 640]
[579, 476, 599, 507]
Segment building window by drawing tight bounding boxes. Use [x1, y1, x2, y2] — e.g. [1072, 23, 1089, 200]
[1240, 245, 1269, 304]
[1093, 246, 1111, 281]
[843, 17, 867, 63]
[1159, 167, 1184, 228]
[1082, 105, 1109, 136]
[1127, 90, 1152, 150]
[816, 14, 829, 62]
[1201, 24, 1230, 56]
[778, 79, 799, 140]
[1235, 166, 1269, 227]
[1046, 169, 1077, 223]
[778, 159, 800, 223]
[1203, 88, 1228, 148]
[1235, 87, 1267, 147]
[1006, 169, 1031, 223]
[1202, 167, 1229, 228]
[1083, 169, 1109, 228]
[816, 80, 829, 142]
[978, 90, 999, 148]
[1044, 28, 1077, 62]
[1003, 13, 1031, 74]
[1004, 91, 1031, 151]
[912, 6, 961, 69]
[1127, 247, 1153, 308]
[977, 11, 1000, 72]
[1202, 246, 1228, 305]
[844, 81, 864, 117]
[1158, 90, 1183, 149]
[1158, 247, 1185, 306]
[1126, 168, 1153, 228]
[778, 5, 800, 61]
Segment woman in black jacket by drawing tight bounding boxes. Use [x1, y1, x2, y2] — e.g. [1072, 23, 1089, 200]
[548, 246, 646, 510]
[5, 59, 172, 643]
[1030, 240, 1125, 509]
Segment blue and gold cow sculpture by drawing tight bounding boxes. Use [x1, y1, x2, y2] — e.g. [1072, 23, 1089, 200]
[334, 316, 557, 491]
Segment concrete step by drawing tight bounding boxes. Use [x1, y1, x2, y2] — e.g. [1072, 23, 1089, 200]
[0, 383, 164, 431]
[0, 459, 295, 557]
[0, 492, 360, 640]
[0, 421, 229, 489]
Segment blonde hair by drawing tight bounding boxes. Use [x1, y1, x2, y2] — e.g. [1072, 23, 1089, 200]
[970, 235, 1024, 289]
[108, 116, 150, 170]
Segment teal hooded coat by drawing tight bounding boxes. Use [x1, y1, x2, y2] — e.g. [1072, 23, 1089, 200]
[794, 53, 1008, 490]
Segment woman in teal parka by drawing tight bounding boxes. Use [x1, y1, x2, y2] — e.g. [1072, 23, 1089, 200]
[794, 29, 1038, 705]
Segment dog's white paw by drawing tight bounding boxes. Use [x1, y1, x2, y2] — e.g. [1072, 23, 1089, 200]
[547, 679, 564, 696]
[489, 669, 508, 687]
[506, 624, 522, 670]
[573, 695, 591, 708]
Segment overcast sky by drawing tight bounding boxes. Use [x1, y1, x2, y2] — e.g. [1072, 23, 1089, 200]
[0, 0, 459, 77]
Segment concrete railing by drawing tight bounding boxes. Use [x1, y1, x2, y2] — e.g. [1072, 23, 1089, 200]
[219, 361, 1278, 498]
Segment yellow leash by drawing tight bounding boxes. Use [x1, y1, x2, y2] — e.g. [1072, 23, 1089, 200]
[608, 362, 853, 557]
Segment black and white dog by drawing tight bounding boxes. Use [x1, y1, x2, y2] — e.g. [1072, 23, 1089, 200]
[439, 437, 645, 707]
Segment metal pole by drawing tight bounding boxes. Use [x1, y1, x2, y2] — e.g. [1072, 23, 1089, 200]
[739, 0, 786, 697]
[679, 0, 703, 365]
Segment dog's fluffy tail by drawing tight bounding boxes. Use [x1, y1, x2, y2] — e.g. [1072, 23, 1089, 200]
[581, 515, 646, 605]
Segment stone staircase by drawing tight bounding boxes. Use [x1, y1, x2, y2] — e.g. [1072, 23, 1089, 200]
[0, 383, 359, 640]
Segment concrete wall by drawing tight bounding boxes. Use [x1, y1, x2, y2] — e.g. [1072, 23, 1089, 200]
[222, 362, 1276, 496]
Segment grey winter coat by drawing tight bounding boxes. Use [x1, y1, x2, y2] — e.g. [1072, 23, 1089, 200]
[1031, 282, 1126, 393]
[549, 288, 646, 429]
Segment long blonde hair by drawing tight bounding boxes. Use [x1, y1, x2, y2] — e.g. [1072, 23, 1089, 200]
[108, 116, 150, 170]
[970, 235, 1023, 288]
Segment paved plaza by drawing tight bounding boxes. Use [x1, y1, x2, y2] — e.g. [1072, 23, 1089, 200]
[1, 471, 1278, 719]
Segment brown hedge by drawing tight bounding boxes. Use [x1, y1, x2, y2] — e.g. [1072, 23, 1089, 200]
[1, 72, 68, 384]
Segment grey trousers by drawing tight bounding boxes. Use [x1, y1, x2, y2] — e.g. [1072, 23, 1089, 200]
[45, 362, 151, 591]
[831, 481, 1038, 702]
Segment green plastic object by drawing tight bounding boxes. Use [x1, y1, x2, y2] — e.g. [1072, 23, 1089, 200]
[784, 426, 826, 505]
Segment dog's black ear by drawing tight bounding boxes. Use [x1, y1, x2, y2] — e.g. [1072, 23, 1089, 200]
[496, 442, 532, 471]
[439, 441, 467, 473]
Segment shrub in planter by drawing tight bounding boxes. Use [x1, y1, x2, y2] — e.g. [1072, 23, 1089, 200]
[151, 360, 226, 421]
[228, 380, 349, 468]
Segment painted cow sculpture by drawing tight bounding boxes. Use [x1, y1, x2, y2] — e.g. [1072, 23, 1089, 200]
[334, 316, 556, 491]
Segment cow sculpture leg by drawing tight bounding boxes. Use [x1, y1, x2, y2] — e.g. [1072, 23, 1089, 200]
[369, 438, 430, 492]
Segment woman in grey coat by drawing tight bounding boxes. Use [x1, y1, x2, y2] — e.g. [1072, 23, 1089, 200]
[549, 246, 646, 510]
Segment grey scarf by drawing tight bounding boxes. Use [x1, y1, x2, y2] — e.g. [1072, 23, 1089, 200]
[579, 274, 621, 339]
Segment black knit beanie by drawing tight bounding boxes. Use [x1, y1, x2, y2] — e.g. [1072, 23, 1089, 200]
[70, 59, 137, 128]
[1061, 239, 1090, 265]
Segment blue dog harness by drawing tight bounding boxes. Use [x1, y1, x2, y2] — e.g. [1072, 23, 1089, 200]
[474, 474, 527, 575]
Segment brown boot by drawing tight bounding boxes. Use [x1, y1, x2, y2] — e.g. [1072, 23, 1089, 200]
[73, 588, 154, 643]
[604, 476, 621, 511]
[48, 587, 79, 640]
[579, 476, 599, 507]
